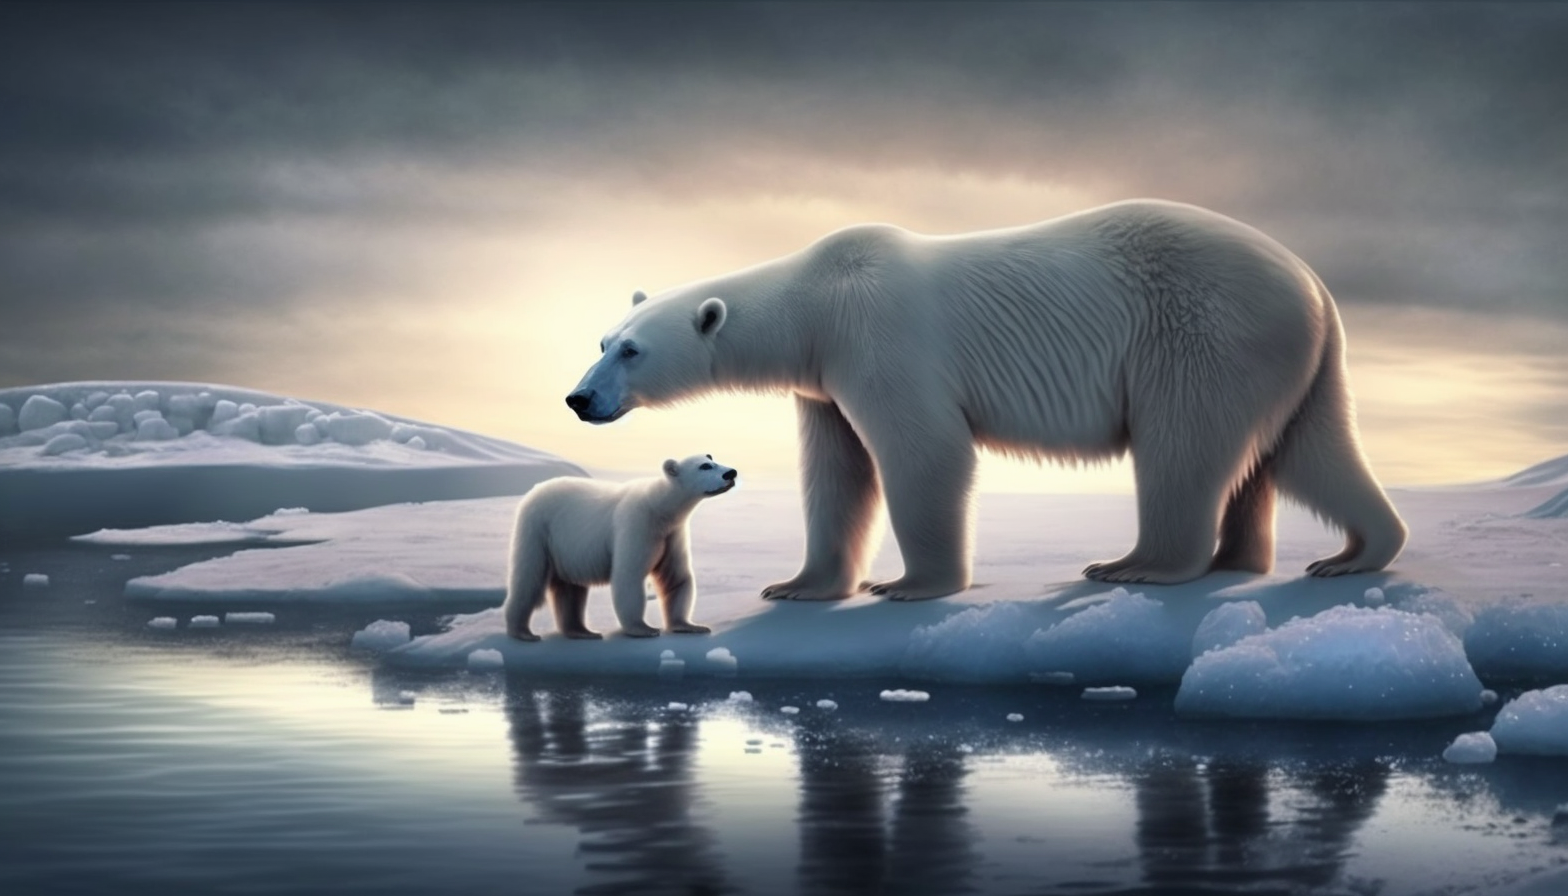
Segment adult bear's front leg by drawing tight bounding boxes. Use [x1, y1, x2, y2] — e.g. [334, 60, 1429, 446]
[859, 404, 976, 601]
[762, 396, 882, 601]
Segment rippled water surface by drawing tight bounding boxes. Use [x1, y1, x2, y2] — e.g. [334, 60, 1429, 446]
[2, 544, 1566, 895]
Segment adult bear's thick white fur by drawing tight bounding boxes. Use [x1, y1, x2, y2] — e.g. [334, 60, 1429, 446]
[503, 455, 736, 640]
[567, 199, 1407, 599]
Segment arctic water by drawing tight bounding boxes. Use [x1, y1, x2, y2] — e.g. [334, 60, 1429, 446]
[3, 544, 1566, 896]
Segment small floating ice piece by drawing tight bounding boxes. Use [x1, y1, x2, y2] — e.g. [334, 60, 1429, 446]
[958, 744, 975, 754]
[880, 689, 930, 703]
[110, 554, 131, 561]
[467, 648, 505, 671]
[667, 702, 689, 711]
[22, 573, 49, 590]
[1481, 689, 1498, 705]
[224, 612, 275, 624]
[658, 649, 686, 677]
[728, 691, 754, 703]
[780, 706, 800, 715]
[188, 615, 220, 628]
[745, 738, 763, 746]
[147, 617, 177, 630]
[816, 699, 838, 711]
[1082, 686, 1138, 702]
[705, 646, 738, 676]
[351, 620, 412, 652]
[1442, 732, 1497, 764]
[1364, 587, 1386, 606]
[1006, 713, 1024, 722]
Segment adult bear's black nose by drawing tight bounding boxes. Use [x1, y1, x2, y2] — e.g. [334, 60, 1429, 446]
[723, 468, 737, 481]
[565, 391, 593, 414]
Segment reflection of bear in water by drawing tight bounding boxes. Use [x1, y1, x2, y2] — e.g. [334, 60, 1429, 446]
[504, 683, 732, 895]
[792, 724, 976, 895]
[569, 200, 1406, 598]
[503, 455, 737, 640]
[1134, 755, 1389, 890]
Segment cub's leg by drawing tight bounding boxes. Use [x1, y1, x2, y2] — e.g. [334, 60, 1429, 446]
[654, 530, 709, 633]
[610, 534, 661, 638]
[764, 396, 882, 601]
[549, 577, 600, 640]
[503, 523, 550, 641]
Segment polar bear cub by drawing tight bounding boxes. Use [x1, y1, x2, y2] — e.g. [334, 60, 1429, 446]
[503, 454, 737, 641]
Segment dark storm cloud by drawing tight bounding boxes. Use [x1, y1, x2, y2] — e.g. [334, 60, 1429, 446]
[2, 2, 1566, 324]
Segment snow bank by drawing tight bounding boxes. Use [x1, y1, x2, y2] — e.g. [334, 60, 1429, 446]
[1523, 488, 1568, 519]
[1465, 602, 1568, 681]
[1175, 606, 1483, 720]
[1026, 590, 1191, 684]
[0, 381, 583, 540]
[1490, 686, 1568, 756]
[121, 499, 518, 603]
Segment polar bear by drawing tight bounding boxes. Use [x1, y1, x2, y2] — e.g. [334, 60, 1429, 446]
[565, 199, 1407, 599]
[503, 455, 737, 640]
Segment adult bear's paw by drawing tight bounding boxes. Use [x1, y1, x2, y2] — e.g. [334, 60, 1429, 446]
[761, 575, 856, 601]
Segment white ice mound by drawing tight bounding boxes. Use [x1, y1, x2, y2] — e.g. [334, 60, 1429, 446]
[351, 620, 413, 652]
[902, 601, 1047, 683]
[1443, 732, 1497, 764]
[0, 381, 584, 540]
[1026, 591, 1190, 684]
[1490, 686, 1568, 756]
[1175, 606, 1483, 720]
[1191, 601, 1267, 658]
[1465, 602, 1568, 681]
[467, 648, 505, 671]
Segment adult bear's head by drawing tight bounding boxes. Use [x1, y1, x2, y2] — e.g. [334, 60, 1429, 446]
[565, 289, 727, 423]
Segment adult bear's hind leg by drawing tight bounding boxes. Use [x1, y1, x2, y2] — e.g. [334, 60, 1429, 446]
[1085, 440, 1243, 585]
[762, 397, 882, 601]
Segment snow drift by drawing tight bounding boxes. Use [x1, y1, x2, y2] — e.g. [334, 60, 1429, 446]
[0, 382, 583, 540]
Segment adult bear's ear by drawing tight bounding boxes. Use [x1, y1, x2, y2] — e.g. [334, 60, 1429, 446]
[663, 458, 679, 478]
[696, 297, 727, 337]
[632, 290, 647, 306]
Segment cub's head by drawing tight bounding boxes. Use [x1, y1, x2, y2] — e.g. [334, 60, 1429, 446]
[661, 453, 738, 497]
[565, 289, 727, 424]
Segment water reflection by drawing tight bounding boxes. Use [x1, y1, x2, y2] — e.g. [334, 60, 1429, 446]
[793, 725, 975, 895]
[491, 676, 1566, 896]
[1134, 756, 1388, 892]
[505, 683, 732, 896]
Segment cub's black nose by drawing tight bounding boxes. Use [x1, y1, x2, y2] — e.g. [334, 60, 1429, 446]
[565, 391, 593, 413]
[723, 469, 737, 481]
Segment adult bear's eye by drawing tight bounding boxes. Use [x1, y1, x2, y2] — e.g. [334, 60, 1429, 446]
[699, 463, 713, 470]
[620, 345, 639, 359]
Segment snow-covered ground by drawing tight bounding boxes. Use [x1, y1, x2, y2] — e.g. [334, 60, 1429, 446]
[0, 382, 582, 540]
[70, 444, 1568, 722]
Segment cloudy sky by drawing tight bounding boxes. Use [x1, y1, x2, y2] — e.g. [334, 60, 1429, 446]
[2, 1, 1564, 491]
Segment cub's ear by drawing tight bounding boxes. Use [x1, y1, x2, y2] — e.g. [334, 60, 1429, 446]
[696, 297, 727, 337]
[662, 458, 680, 478]
[632, 290, 647, 306]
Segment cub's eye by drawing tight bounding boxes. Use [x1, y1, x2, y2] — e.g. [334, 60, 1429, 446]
[599, 341, 607, 353]
[620, 345, 639, 359]
[699, 463, 713, 470]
